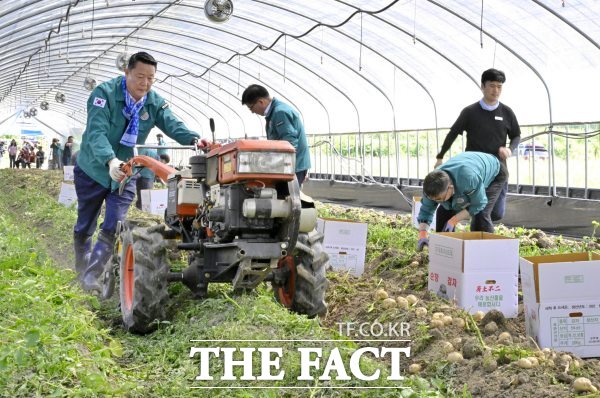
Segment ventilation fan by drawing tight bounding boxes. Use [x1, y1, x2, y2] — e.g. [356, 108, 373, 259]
[40, 101, 49, 110]
[55, 92, 66, 103]
[29, 108, 37, 117]
[115, 52, 129, 72]
[204, 0, 233, 23]
[84, 76, 97, 91]
[23, 111, 31, 118]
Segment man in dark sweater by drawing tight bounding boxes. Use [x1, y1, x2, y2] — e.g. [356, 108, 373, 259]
[434, 68, 520, 224]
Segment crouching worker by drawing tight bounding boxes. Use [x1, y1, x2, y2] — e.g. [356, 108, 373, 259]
[73, 51, 203, 293]
[416, 151, 507, 251]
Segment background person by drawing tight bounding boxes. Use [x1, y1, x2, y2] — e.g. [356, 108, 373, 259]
[416, 152, 507, 251]
[73, 51, 204, 293]
[8, 140, 18, 168]
[63, 136, 75, 166]
[433, 68, 520, 222]
[50, 138, 62, 170]
[241, 84, 310, 185]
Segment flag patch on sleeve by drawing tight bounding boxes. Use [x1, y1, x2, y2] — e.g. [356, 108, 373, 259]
[93, 97, 106, 108]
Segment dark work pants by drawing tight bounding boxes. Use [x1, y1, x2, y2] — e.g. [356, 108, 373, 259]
[73, 164, 137, 238]
[135, 176, 154, 210]
[9, 155, 16, 168]
[490, 182, 508, 221]
[435, 163, 508, 233]
[296, 169, 307, 186]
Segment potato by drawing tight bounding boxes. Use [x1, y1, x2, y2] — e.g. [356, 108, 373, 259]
[415, 307, 428, 317]
[472, 311, 485, 322]
[432, 312, 445, 320]
[408, 363, 422, 374]
[375, 289, 389, 300]
[430, 319, 444, 329]
[442, 315, 453, 326]
[441, 341, 454, 354]
[406, 294, 418, 305]
[447, 352, 463, 363]
[452, 317, 465, 328]
[396, 297, 409, 309]
[382, 298, 397, 309]
[517, 358, 533, 369]
[573, 377, 597, 393]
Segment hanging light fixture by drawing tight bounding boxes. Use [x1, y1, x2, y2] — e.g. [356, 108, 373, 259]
[115, 52, 129, 72]
[40, 101, 49, 110]
[55, 92, 66, 103]
[84, 76, 97, 91]
[204, 0, 233, 23]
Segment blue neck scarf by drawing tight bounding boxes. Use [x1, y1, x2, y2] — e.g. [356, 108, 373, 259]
[479, 98, 499, 111]
[120, 77, 147, 147]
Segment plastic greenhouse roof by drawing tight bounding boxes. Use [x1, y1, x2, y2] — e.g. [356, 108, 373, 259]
[0, 0, 599, 139]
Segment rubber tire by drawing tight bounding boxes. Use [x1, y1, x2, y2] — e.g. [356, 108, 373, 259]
[274, 229, 329, 317]
[119, 224, 170, 333]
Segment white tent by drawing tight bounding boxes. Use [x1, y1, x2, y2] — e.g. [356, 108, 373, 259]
[1, 0, 599, 138]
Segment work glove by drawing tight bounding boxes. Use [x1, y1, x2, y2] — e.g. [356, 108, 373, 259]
[442, 216, 459, 232]
[191, 138, 210, 149]
[108, 158, 125, 182]
[417, 230, 429, 252]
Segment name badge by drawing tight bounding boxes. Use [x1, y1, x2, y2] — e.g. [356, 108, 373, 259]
[140, 112, 149, 121]
[495, 116, 503, 121]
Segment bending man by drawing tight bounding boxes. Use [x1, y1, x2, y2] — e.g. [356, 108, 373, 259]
[417, 152, 507, 251]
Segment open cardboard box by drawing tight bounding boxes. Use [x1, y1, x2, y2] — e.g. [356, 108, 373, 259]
[428, 232, 520, 317]
[520, 252, 600, 358]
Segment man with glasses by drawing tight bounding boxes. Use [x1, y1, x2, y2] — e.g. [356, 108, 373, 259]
[241, 84, 311, 185]
[73, 51, 206, 293]
[416, 151, 507, 251]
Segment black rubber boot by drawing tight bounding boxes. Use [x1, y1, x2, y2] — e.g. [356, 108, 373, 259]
[73, 233, 92, 279]
[81, 231, 115, 293]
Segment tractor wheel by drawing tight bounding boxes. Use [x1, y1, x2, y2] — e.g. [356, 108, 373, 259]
[274, 229, 329, 317]
[119, 224, 170, 333]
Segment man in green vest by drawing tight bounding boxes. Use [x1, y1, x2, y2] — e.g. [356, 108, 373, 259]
[416, 151, 508, 251]
[241, 84, 311, 185]
[73, 52, 206, 293]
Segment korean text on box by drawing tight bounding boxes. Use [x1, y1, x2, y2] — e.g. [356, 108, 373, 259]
[520, 252, 600, 358]
[316, 218, 368, 276]
[428, 232, 519, 318]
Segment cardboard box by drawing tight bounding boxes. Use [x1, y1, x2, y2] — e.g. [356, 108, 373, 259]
[63, 166, 74, 181]
[520, 252, 600, 358]
[141, 189, 168, 216]
[412, 196, 436, 231]
[316, 218, 368, 276]
[428, 232, 519, 317]
[58, 182, 77, 206]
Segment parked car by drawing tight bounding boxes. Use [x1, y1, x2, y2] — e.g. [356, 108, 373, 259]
[518, 143, 548, 160]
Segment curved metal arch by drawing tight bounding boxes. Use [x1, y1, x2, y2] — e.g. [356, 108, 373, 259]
[331, 0, 480, 88]
[0, 7, 336, 134]
[17, 61, 207, 132]
[531, 0, 600, 52]
[1, 23, 319, 137]
[250, 0, 468, 137]
[0, 45, 241, 139]
[423, 0, 553, 126]
[0, 0, 179, 103]
[9, 34, 306, 139]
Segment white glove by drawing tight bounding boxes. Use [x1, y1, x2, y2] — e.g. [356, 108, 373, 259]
[108, 158, 125, 182]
